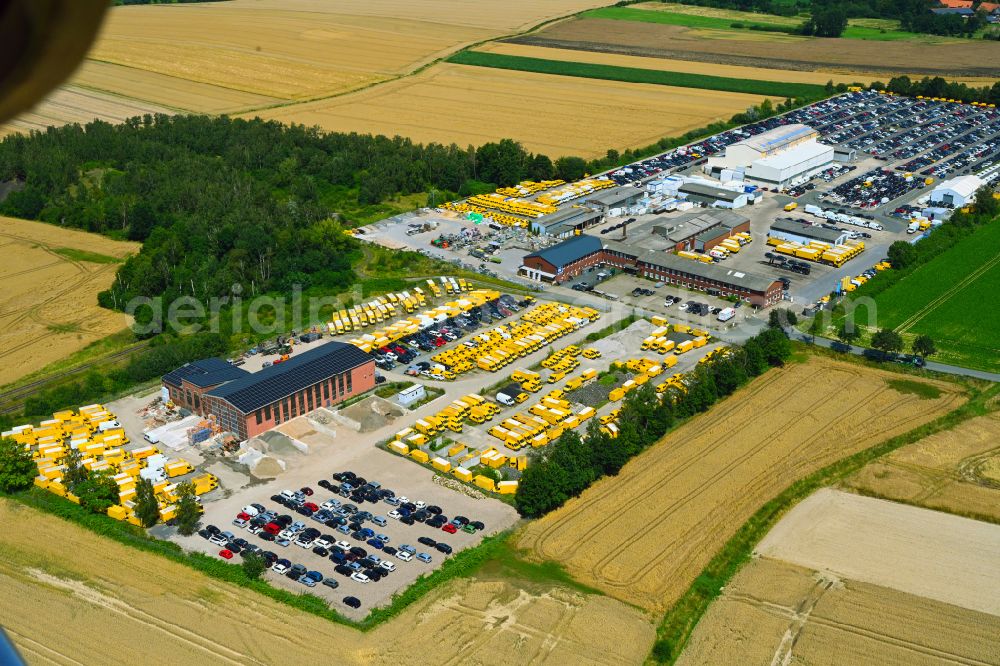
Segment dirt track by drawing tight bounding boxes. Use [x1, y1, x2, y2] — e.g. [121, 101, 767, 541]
[756, 488, 1000, 616]
[516, 358, 964, 612]
[512, 18, 1000, 78]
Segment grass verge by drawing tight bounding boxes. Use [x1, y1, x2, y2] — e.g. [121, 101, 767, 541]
[52, 247, 123, 264]
[648, 373, 997, 663]
[448, 51, 825, 99]
[585, 313, 641, 342]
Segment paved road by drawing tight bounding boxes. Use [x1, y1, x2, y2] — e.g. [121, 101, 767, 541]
[783, 327, 1000, 383]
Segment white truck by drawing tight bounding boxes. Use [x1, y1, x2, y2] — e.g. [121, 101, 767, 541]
[717, 307, 737, 322]
[907, 221, 920, 234]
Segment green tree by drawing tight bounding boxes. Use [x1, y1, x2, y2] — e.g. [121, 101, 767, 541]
[974, 185, 999, 218]
[554, 156, 588, 181]
[836, 322, 861, 346]
[886, 241, 917, 270]
[63, 448, 89, 489]
[870, 328, 904, 357]
[242, 551, 267, 580]
[0, 437, 37, 493]
[808, 312, 826, 340]
[174, 482, 201, 536]
[809, 7, 848, 37]
[75, 469, 119, 514]
[134, 477, 160, 528]
[912, 334, 937, 359]
[768, 308, 798, 329]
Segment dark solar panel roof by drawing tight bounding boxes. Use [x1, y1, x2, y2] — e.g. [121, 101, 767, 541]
[524, 234, 603, 270]
[207, 342, 372, 414]
[162, 357, 249, 388]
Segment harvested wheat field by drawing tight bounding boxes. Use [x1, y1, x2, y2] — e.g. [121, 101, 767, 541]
[517, 357, 964, 612]
[252, 63, 773, 158]
[515, 18, 1000, 78]
[478, 42, 882, 85]
[678, 556, 1000, 666]
[0, 499, 654, 665]
[843, 412, 1000, 522]
[0, 216, 139, 385]
[0, 86, 173, 137]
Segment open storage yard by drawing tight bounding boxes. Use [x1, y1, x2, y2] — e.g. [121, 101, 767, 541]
[0, 216, 139, 385]
[843, 412, 1000, 523]
[513, 16, 1000, 78]
[251, 63, 773, 158]
[516, 356, 964, 612]
[0, 498, 655, 665]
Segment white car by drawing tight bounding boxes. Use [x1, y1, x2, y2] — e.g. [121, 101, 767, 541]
[350, 572, 370, 584]
[320, 499, 341, 511]
[678, 303, 689, 311]
[414, 500, 427, 510]
[379, 561, 396, 572]
[247, 524, 263, 535]
[241, 505, 260, 517]
[279, 529, 297, 541]
[272, 562, 289, 574]
[294, 537, 314, 549]
[335, 540, 351, 551]
[209, 533, 228, 546]
[231, 517, 249, 528]
[387, 510, 401, 520]
[395, 551, 413, 562]
[314, 537, 333, 549]
[396, 496, 409, 506]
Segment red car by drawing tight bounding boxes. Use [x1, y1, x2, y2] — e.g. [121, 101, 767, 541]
[441, 523, 457, 534]
[303, 502, 319, 512]
[264, 522, 281, 535]
[300, 486, 314, 496]
[236, 511, 251, 521]
[219, 549, 234, 560]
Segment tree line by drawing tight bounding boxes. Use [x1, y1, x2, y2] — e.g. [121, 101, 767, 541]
[874, 75, 1000, 105]
[514, 328, 792, 517]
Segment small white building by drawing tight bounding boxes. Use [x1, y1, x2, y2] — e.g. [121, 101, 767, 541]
[397, 384, 426, 407]
[930, 175, 983, 208]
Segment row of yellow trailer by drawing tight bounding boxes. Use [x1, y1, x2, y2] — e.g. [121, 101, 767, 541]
[767, 236, 865, 267]
[442, 201, 529, 228]
[496, 179, 565, 198]
[534, 178, 616, 207]
[466, 193, 557, 219]
[432, 302, 599, 377]
[346, 288, 499, 355]
[331, 278, 474, 336]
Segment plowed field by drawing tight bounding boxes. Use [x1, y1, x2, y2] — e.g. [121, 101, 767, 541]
[0, 499, 655, 665]
[517, 358, 964, 612]
[0, 216, 139, 385]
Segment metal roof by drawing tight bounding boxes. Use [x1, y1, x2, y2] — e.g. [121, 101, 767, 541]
[532, 207, 602, 229]
[770, 219, 844, 243]
[524, 234, 603, 270]
[679, 183, 745, 202]
[162, 357, 249, 388]
[750, 140, 833, 170]
[933, 174, 983, 199]
[737, 124, 817, 154]
[636, 251, 779, 292]
[207, 342, 371, 413]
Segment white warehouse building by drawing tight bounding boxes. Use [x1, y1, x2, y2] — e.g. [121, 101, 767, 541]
[707, 124, 835, 188]
[930, 174, 983, 208]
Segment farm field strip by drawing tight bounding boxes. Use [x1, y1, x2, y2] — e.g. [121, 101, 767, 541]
[0, 216, 139, 385]
[842, 413, 1000, 523]
[479, 42, 881, 85]
[0, 86, 174, 137]
[756, 489, 1000, 616]
[447, 50, 825, 98]
[250, 63, 771, 158]
[0, 499, 655, 665]
[677, 556, 1000, 666]
[513, 18, 1000, 78]
[517, 358, 963, 612]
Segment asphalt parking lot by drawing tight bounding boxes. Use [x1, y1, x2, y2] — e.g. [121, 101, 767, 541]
[171, 432, 518, 619]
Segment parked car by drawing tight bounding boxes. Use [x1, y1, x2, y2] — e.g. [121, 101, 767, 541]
[343, 596, 362, 609]
[416, 553, 433, 563]
[219, 549, 234, 560]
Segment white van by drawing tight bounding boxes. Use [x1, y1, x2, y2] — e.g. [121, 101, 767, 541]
[717, 307, 736, 322]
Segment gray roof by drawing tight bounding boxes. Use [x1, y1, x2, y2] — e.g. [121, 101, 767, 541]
[524, 234, 603, 269]
[533, 206, 601, 229]
[583, 185, 642, 207]
[636, 251, 779, 292]
[679, 183, 744, 202]
[163, 357, 249, 388]
[207, 342, 371, 413]
[770, 219, 843, 243]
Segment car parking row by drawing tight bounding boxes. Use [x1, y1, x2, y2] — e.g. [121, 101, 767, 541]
[823, 168, 924, 210]
[198, 470, 488, 611]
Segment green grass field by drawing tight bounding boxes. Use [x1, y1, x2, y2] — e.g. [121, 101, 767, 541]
[580, 6, 932, 42]
[868, 220, 1000, 372]
[448, 51, 825, 99]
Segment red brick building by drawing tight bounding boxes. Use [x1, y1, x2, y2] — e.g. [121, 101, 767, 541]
[521, 235, 604, 283]
[162, 358, 250, 416]
[165, 342, 375, 441]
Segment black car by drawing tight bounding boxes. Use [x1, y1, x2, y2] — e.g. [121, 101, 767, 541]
[312, 546, 329, 557]
[382, 546, 398, 556]
[452, 516, 469, 526]
[350, 546, 367, 558]
[353, 477, 368, 488]
[427, 517, 445, 529]
[269, 494, 284, 504]
[351, 530, 365, 541]
[343, 596, 362, 609]
[417, 536, 437, 547]
[287, 564, 307, 579]
[325, 517, 346, 528]
[469, 521, 485, 531]
[205, 524, 221, 535]
[261, 551, 278, 565]
[341, 504, 358, 515]
[335, 564, 353, 577]
[233, 538, 249, 549]
[296, 506, 314, 517]
[318, 479, 333, 491]
[401, 502, 416, 512]
[426, 505, 442, 516]
[198, 529, 212, 540]
[259, 532, 276, 542]
[275, 515, 293, 527]
[401, 515, 415, 526]
[413, 510, 429, 523]
[435, 543, 453, 555]
[368, 569, 385, 581]
[321, 578, 340, 589]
